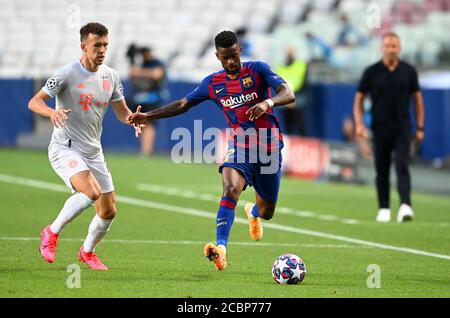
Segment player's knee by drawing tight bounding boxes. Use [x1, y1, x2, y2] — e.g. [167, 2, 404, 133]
[222, 184, 241, 200]
[101, 208, 116, 220]
[97, 203, 117, 219]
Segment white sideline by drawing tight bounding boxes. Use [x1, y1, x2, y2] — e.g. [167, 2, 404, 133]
[0, 174, 449, 261]
[0, 237, 370, 249]
[137, 184, 449, 228]
[137, 183, 363, 225]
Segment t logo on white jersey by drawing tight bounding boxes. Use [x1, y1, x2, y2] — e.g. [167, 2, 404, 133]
[79, 94, 94, 111]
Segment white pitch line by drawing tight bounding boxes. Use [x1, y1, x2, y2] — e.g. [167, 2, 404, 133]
[1, 174, 449, 261]
[0, 174, 68, 192]
[341, 219, 362, 225]
[136, 183, 450, 227]
[137, 184, 450, 228]
[318, 215, 339, 221]
[137, 183, 363, 225]
[0, 237, 369, 249]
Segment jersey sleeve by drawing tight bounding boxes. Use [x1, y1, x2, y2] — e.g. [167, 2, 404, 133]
[256, 61, 286, 89]
[185, 75, 211, 106]
[410, 66, 420, 93]
[111, 70, 125, 102]
[42, 65, 71, 98]
[357, 67, 371, 94]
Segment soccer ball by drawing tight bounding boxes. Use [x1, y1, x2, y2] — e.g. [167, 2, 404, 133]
[272, 254, 306, 285]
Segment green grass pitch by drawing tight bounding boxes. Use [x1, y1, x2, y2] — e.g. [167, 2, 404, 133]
[0, 149, 449, 298]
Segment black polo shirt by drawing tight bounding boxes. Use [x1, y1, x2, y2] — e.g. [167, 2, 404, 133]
[357, 60, 420, 132]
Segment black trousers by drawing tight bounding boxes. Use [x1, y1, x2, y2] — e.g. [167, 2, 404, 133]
[373, 129, 411, 209]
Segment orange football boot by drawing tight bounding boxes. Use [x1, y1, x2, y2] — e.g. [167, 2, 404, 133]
[244, 202, 263, 241]
[203, 243, 227, 270]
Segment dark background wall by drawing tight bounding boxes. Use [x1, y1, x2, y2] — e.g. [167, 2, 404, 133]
[1, 79, 449, 161]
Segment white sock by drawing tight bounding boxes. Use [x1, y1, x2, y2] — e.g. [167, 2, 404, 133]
[83, 214, 113, 253]
[50, 192, 95, 234]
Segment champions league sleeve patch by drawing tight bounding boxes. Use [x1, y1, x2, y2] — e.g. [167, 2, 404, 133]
[45, 78, 58, 90]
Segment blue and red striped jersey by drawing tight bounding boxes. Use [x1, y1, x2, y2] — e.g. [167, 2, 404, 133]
[186, 61, 286, 151]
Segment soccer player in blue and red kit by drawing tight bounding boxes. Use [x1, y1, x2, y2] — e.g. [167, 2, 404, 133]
[128, 31, 295, 270]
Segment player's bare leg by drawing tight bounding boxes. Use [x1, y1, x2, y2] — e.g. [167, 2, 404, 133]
[70, 170, 102, 201]
[40, 170, 99, 263]
[79, 191, 116, 270]
[221, 167, 246, 203]
[204, 167, 245, 270]
[245, 192, 276, 241]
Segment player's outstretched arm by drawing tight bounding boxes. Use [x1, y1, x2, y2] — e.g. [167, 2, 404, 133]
[270, 82, 296, 107]
[127, 97, 193, 125]
[111, 99, 145, 137]
[111, 98, 134, 124]
[246, 83, 295, 121]
[28, 90, 71, 128]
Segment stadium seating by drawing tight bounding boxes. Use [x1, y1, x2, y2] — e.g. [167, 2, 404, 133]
[0, 0, 448, 82]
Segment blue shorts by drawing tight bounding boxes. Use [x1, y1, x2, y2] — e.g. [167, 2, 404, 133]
[219, 148, 282, 203]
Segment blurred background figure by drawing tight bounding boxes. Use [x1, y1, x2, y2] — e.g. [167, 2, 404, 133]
[276, 47, 308, 136]
[353, 32, 425, 223]
[305, 32, 333, 63]
[342, 116, 373, 160]
[127, 45, 167, 157]
[235, 27, 253, 59]
[336, 14, 369, 47]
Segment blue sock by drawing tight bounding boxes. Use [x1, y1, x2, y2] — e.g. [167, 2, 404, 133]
[251, 204, 260, 218]
[216, 197, 236, 247]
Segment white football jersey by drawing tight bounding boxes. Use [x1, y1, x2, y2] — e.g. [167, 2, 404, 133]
[42, 59, 124, 158]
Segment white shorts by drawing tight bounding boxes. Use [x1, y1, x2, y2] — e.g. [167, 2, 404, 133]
[48, 143, 115, 193]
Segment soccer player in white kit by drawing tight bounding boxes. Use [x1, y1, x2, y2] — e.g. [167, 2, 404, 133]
[28, 23, 142, 270]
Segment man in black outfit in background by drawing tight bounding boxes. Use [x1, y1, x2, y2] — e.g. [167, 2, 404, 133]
[128, 46, 166, 157]
[353, 32, 425, 223]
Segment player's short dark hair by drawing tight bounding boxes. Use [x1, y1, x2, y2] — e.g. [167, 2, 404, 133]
[140, 46, 152, 54]
[215, 30, 239, 49]
[80, 22, 108, 42]
[382, 31, 400, 40]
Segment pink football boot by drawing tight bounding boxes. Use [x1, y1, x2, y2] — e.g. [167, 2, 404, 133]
[78, 246, 109, 270]
[39, 224, 59, 263]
